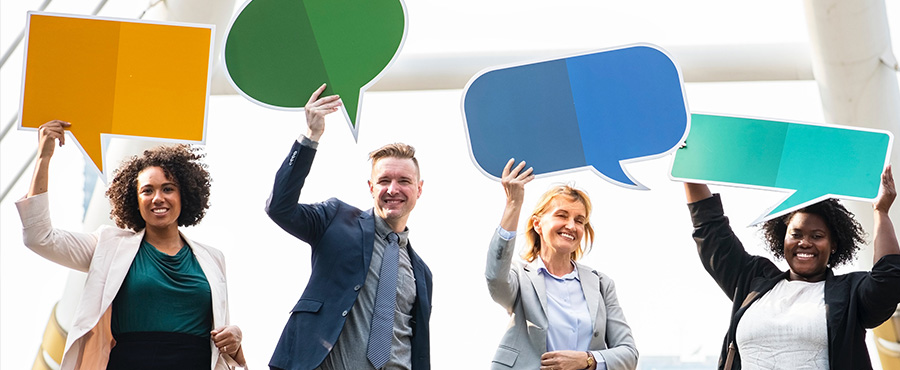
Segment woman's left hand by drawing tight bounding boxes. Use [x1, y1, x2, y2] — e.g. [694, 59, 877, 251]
[211, 325, 242, 356]
[875, 164, 896, 213]
[540, 350, 592, 370]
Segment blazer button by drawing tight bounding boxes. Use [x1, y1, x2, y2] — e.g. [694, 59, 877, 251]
[593, 331, 600, 337]
[354, 284, 362, 291]
[342, 310, 349, 317]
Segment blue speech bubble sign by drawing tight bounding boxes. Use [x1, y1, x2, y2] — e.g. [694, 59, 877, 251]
[461, 44, 689, 189]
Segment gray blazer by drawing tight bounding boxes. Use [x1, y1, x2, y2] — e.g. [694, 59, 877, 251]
[485, 231, 638, 370]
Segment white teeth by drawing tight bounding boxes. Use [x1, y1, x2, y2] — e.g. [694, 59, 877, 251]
[152, 209, 167, 214]
[797, 253, 814, 258]
[559, 233, 575, 240]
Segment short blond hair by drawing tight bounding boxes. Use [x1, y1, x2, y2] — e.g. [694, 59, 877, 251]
[369, 142, 419, 178]
[523, 184, 594, 262]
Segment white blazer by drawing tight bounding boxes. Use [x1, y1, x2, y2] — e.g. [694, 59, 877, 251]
[17, 193, 239, 370]
[485, 231, 638, 369]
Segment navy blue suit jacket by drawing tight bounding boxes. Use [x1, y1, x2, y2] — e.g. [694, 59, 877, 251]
[266, 141, 433, 370]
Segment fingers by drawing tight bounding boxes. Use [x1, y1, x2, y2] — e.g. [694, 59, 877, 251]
[39, 120, 71, 146]
[307, 83, 328, 106]
[210, 325, 242, 355]
[501, 158, 532, 179]
[502, 158, 515, 178]
[306, 84, 342, 111]
[518, 165, 534, 182]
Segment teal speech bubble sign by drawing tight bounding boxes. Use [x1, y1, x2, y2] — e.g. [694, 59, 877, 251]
[671, 114, 892, 224]
[223, 0, 407, 139]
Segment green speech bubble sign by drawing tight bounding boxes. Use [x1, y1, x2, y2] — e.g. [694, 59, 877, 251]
[224, 0, 406, 139]
[671, 114, 892, 224]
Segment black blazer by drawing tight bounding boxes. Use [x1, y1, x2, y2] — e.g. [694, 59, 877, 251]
[689, 194, 900, 370]
[266, 141, 433, 370]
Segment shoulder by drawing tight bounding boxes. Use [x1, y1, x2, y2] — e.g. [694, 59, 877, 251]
[96, 224, 138, 238]
[184, 236, 227, 264]
[575, 261, 608, 279]
[324, 197, 366, 217]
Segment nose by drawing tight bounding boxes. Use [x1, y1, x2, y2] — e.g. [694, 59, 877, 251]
[151, 190, 164, 203]
[387, 180, 398, 195]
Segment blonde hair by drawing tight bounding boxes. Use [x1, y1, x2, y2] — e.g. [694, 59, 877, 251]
[523, 184, 594, 262]
[369, 142, 419, 179]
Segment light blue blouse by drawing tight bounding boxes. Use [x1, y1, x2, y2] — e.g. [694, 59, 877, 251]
[536, 257, 593, 353]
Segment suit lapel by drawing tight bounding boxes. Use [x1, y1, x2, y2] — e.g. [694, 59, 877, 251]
[577, 263, 602, 328]
[360, 209, 375, 270]
[102, 230, 144, 309]
[185, 233, 228, 328]
[523, 259, 548, 315]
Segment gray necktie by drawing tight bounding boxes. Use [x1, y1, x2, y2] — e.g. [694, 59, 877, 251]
[367, 232, 399, 369]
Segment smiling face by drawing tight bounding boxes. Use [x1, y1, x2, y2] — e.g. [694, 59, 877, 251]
[137, 166, 182, 233]
[532, 196, 587, 259]
[368, 157, 423, 231]
[784, 212, 834, 282]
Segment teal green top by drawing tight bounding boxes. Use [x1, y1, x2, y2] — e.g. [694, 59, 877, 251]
[111, 240, 213, 338]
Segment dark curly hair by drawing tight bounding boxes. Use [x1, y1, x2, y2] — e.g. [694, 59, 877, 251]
[105, 144, 211, 231]
[761, 198, 866, 267]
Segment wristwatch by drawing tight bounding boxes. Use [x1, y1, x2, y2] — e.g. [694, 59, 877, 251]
[585, 351, 596, 369]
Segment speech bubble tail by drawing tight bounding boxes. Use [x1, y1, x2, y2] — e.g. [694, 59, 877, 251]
[589, 162, 648, 190]
[751, 190, 830, 225]
[337, 86, 363, 142]
[67, 128, 109, 183]
[340, 105, 360, 142]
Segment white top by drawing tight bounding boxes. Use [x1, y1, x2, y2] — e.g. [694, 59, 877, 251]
[736, 279, 828, 370]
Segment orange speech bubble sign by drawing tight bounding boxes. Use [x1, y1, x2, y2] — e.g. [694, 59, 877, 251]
[19, 12, 213, 179]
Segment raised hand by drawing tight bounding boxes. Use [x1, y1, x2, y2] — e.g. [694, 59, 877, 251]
[873, 164, 900, 262]
[304, 83, 342, 142]
[502, 158, 534, 206]
[874, 164, 895, 213]
[28, 120, 71, 197]
[37, 120, 71, 159]
[499, 158, 534, 232]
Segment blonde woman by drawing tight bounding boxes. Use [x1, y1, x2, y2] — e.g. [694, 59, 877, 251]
[486, 159, 638, 370]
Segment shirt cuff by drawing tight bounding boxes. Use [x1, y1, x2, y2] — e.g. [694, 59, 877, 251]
[594, 351, 607, 370]
[297, 135, 319, 149]
[496, 226, 516, 241]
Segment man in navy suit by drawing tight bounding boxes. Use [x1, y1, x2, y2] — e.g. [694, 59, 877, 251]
[265, 84, 433, 370]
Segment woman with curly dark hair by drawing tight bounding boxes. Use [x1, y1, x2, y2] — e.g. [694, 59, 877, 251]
[682, 166, 900, 370]
[16, 120, 247, 370]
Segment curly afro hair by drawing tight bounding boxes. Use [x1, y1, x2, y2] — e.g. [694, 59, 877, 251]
[761, 198, 866, 268]
[105, 144, 211, 231]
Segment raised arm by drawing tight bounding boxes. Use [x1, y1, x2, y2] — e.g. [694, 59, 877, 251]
[683, 182, 713, 203]
[265, 85, 343, 243]
[18, 120, 97, 272]
[873, 165, 899, 262]
[28, 120, 70, 197]
[486, 159, 534, 309]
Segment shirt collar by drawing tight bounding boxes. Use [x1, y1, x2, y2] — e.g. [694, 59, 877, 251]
[536, 257, 579, 281]
[374, 215, 409, 248]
